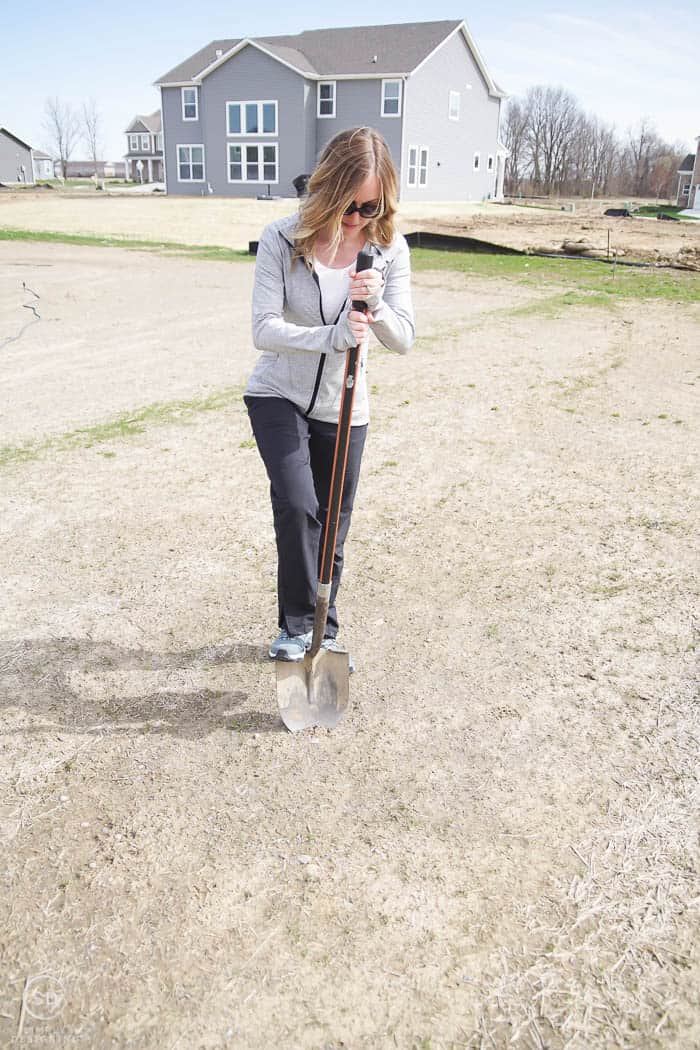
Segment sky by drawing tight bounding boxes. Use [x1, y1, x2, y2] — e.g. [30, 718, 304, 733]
[2, 1, 697, 162]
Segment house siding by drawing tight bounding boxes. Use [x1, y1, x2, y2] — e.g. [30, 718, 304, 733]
[314, 78, 404, 174]
[692, 140, 700, 211]
[163, 45, 317, 196]
[676, 171, 692, 206]
[0, 130, 33, 184]
[33, 157, 54, 180]
[402, 30, 500, 201]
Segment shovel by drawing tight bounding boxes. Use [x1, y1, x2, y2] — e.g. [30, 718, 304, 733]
[277, 248, 376, 732]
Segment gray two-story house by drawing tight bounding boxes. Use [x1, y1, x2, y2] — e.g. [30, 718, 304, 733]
[124, 111, 164, 182]
[154, 20, 507, 200]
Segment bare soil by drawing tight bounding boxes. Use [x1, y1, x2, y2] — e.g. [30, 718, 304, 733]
[2, 188, 699, 263]
[0, 207, 698, 1050]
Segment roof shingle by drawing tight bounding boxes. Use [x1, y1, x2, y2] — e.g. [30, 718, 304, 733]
[155, 20, 464, 83]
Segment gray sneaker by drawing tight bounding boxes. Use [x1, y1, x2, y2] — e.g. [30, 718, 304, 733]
[268, 629, 311, 661]
[322, 637, 355, 674]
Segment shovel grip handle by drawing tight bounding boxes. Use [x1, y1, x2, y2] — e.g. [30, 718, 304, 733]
[351, 249, 376, 314]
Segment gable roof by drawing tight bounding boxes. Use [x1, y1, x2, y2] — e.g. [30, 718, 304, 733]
[155, 20, 504, 97]
[32, 150, 53, 160]
[126, 111, 162, 134]
[0, 127, 33, 151]
[678, 153, 694, 173]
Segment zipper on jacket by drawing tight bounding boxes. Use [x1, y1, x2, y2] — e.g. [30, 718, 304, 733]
[305, 269, 326, 416]
[301, 246, 376, 418]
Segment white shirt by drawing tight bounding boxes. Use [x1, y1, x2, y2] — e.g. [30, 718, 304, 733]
[312, 254, 369, 423]
[312, 255, 352, 322]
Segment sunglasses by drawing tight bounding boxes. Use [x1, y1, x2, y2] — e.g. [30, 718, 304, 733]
[343, 199, 382, 218]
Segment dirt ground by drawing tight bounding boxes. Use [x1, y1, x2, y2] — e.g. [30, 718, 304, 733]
[0, 211, 699, 1049]
[2, 187, 699, 263]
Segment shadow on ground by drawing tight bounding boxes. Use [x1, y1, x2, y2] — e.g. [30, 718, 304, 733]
[0, 637, 283, 736]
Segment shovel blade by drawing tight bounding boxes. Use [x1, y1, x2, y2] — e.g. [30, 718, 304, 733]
[276, 649, 350, 732]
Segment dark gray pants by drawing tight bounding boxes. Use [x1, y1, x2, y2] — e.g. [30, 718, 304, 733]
[244, 395, 367, 638]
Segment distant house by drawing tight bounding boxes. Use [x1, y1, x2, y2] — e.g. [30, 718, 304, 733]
[154, 19, 507, 200]
[678, 137, 700, 213]
[676, 153, 694, 206]
[32, 150, 54, 181]
[124, 111, 164, 182]
[0, 127, 34, 184]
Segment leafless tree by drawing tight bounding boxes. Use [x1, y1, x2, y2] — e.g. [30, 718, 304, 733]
[624, 119, 664, 195]
[525, 86, 580, 193]
[502, 86, 682, 200]
[582, 116, 619, 197]
[648, 148, 684, 200]
[43, 97, 80, 178]
[81, 98, 102, 170]
[501, 98, 528, 195]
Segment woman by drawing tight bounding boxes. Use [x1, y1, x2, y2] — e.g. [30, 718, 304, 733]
[244, 126, 414, 665]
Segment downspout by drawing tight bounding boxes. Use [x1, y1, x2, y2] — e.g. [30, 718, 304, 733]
[400, 73, 409, 202]
[159, 85, 168, 194]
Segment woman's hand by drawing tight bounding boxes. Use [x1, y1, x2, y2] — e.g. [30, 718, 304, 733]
[349, 267, 384, 303]
[347, 308, 375, 344]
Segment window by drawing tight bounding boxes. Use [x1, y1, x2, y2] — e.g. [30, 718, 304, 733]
[318, 82, 336, 118]
[129, 134, 139, 151]
[156, 134, 163, 151]
[228, 143, 278, 183]
[140, 134, 150, 151]
[419, 147, 428, 187]
[682, 184, 690, 196]
[177, 144, 205, 182]
[487, 155, 494, 172]
[407, 146, 418, 188]
[182, 88, 198, 121]
[448, 90, 460, 121]
[227, 101, 277, 136]
[408, 146, 428, 188]
[381, 79, 402, 117]
[473, 152, 480, 171]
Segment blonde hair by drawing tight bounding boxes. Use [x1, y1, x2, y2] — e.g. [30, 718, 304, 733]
[293, 126, 398, 266]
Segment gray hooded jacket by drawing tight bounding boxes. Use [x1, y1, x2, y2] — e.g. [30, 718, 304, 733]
[244, 212, 414, 425]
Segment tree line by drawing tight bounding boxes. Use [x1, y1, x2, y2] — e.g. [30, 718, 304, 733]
[43, 97, 102, 178]
[501, 86, 686, 200]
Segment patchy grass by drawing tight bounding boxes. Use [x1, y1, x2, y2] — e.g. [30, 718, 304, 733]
[3, 229, 696, 300]
[507, 290, 621, 319]
[0, 227, 252, 262]
[635, 204, 699, 220]
[0, 386, 243, 469]
[411, 249, 700, 303]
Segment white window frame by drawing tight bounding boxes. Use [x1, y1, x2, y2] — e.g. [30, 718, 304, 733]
[227, 142, 278, 184]
[177, 144, 205, 182]
[155, 133, 163, 151]
[407, 145, 418, 188]
[418, 147, 428, 187]
[473, 152, 481, 171]
[140, 134, 150, 151]
[226, 100, 278, 137]
[128, 134, 139, 152]
[381, 79, 402, 118]
[317, 81, 336, 118]
[487, 155, 494, 172]
[182, 87, 198, 121]
[448, 90, 460, 121]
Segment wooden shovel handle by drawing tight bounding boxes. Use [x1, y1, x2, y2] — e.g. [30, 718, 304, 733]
[311, 249, 375, 656]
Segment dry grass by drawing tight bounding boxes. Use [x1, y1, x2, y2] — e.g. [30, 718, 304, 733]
[0, 225, 698, 1048]
[471, 674, 700, 1050]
